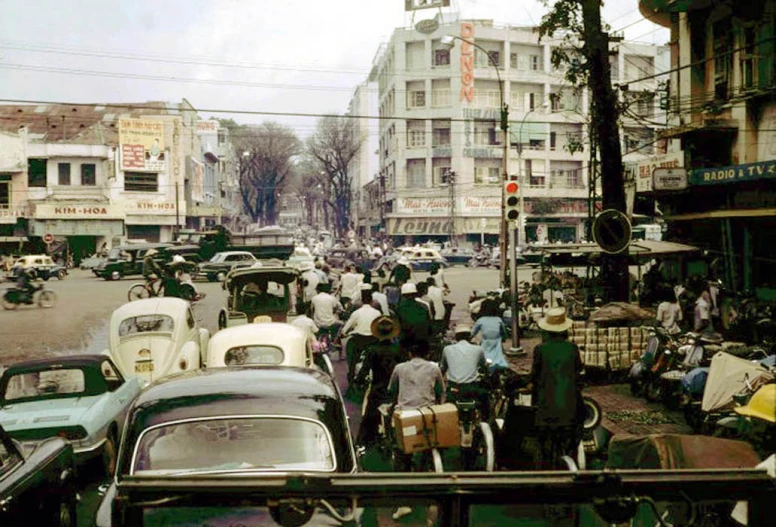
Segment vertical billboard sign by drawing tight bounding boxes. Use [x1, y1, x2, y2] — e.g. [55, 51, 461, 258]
[190, 157, 205, 203]
[119, 118, 166, 172]
[460, 22, 474, 103]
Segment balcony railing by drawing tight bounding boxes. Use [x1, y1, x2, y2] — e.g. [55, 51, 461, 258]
[474, 90, 502, 108]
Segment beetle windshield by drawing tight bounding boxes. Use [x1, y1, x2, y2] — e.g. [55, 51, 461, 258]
[133, 417, 335, 475]
[224, 345, 284, 365]
[119, 315, 174, 337]
[208, 253, 224, 263]
[3, 368, 86, 402]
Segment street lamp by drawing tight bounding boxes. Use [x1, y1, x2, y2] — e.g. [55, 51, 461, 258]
[514, 102, 549, 247]
[441, 35, 510, 288]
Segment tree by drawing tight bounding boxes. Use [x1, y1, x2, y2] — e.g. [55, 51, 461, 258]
[286, 158, 330, 229]
[233, 122, 301, 225]
[538, 0, 630, 301]
[306, 115, 361, 237]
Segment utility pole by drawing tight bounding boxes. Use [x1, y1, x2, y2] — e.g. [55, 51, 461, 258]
[447, 170, 456, 247]
[581, 0, 629, 301]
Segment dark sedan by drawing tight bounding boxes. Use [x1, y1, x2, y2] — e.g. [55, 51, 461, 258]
[96, 367, 356, 526]
[0, 423, 77, 527]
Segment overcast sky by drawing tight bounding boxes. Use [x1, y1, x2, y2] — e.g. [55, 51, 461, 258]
[0, 0, 668, 137]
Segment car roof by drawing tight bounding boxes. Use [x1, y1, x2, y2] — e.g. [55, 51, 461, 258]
[115, 243, 174, 251]
[1, 354, 110, 376]
[111, 297, 190, 321]
[216, 251, 254, 257]
[128, 367, 340, 428]
[209, 322, 307, 351]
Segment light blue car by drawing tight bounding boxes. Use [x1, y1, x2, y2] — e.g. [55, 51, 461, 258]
[0, 354, 142, 477]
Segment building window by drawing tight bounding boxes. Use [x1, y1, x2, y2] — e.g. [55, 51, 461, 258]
[81, 164, 96, 186]
[58, 163, 71, 185]
[433, 158, 452, 186]
[434, 49, 450, 66]
[124, 172, 158, 192]
[475, 49, 500, 68]
[0, 174, 10, 209]
[474, 160, 501, 185]
[407, 81, 426, 109]
[407, 120, 426, 148]
[406, 159, 426, 188]
[530, 55, 540, 71]
[741, 25, 757, 89]
[431, 79, 451, 107]
[28, 158, 47, 188]
[550, 132, 557, 151]
[432, 119, 451, 146]
[474, 120, 500, 145]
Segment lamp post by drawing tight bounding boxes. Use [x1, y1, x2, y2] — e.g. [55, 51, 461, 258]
[441, 35, 509, 288]
[514, 105, 547, 247]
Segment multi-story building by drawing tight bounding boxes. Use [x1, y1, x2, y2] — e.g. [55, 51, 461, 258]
[640, 0, 776, 291]
[0, 100, 235, 262]
[347, 79, 380, 236]
[371, 14, 667, 245]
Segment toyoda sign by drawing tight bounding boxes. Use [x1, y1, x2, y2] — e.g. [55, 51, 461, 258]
[396, 197, 501, 216]
[388, 217, 501, 235]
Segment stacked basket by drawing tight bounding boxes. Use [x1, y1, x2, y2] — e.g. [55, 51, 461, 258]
[568, 322, 651, 371]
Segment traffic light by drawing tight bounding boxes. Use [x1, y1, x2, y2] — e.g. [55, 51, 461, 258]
[505, 180, 519, 221]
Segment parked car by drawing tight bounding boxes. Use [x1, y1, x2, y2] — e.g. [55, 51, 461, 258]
[0, 423, 77, 527]
[94, 243, 173, 280]
[206, 322, 316, 369]
[197, 250, 257, 282]
[0, 355, 142, 478]
[79, 254, 107, 270]
[400, 247, 449, 272]
[287, 246, 315, 270]
[440, 246, 476, 266]
[218, 264, 299, 328]
[325, 247, 375, 271]
[105, 298, 210, 384]
[95, 367, 357, 527]
[9, 254, 68, 281]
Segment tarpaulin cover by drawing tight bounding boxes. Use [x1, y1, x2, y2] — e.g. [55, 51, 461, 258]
[701, 352, 775, 413]
[588, 302, 655, 323]
[607, 434, 761, 470]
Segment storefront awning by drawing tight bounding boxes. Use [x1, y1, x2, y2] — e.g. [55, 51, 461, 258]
[666, 208, 776, 221]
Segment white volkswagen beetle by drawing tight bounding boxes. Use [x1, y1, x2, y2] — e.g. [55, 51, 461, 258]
[105, 298, 210, 384]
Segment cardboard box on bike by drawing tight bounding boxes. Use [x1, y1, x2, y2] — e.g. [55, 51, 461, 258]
[393, 403, 460, 454]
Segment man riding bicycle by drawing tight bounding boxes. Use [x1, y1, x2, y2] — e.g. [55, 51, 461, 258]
[311, 282, 343, 355]
[142, 249, 163, 294]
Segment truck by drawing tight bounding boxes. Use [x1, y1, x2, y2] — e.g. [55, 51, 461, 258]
[177, 225, 296, 262]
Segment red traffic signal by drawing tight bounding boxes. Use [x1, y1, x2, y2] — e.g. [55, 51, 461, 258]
[504, 181, 520, 221]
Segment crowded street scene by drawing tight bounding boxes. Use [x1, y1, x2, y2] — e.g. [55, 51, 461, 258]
[1, 1, 775, 526]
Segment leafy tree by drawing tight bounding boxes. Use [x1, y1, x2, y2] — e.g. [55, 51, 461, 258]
[306, 116, 361, 237]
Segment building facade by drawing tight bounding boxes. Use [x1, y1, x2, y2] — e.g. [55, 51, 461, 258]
[0, 101, 237, 262]
[371, 14, 666, 245]
[640, 0, 776, 291]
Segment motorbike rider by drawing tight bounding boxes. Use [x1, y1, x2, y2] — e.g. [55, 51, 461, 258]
[531, 307, 584, 469]
[311, 282, 344, 353]
[440, 324, 489, 418]
[389, 256, 412, 286]
[171, 255, 204, 300]
[14, 267, 36, 301]
[341, 284, 381, 389]
[395, 282, 431, 350]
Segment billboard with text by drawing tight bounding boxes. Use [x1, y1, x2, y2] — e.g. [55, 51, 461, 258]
[119, 118, 166, 172]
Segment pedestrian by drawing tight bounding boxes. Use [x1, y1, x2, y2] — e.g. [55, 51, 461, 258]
[341, 285, 382, 389]
[694, 290, 714, 335]
[429, 262, 448, 293]
[354, 316, 404, 449]
[472, 298, 509, 369]
[426, 277, 446, 336]
[390, 256, 412, 286]
[415, 280, 434, 320]
[656, 286, 682, 335]
[395, 282, 431, 351]
[384, 279, 401, 311]
[371, 283, 390, 316]
[337, 263, 363, 310]
[313, 260, 329, 285]
[299, 261, 319, 314]
[440, 325, 488, 417]
[531, 307, 584, 470]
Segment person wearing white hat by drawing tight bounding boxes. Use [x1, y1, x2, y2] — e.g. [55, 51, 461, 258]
[395, 282, 431, 351]
[531, 306, 583, 469]
[341, 285, 381, 387]
[389, 256, 412, 286]
[142, 248, 163, 294]
[299, 261, 320, 313]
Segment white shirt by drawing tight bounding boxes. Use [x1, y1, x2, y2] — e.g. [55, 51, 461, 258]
[301, 270, 320, 302]
[372, 291, 390, 316]
[339, 272, 363, 300]
[342, 304, 381, 337]
[427, 284, 445, 321]
[311, 292, 342, 328]
[543, 288, 564, 308]
[656, 301, 682, 334]
[291, 315, 319, 340]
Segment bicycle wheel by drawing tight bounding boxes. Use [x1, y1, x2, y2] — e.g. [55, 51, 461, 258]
[38, 290, 56, 308]
[431, 448, 444, 473]
[128, 284, 151, 302]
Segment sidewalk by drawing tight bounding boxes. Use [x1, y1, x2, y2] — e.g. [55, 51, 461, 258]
[507, 335, 691, 437]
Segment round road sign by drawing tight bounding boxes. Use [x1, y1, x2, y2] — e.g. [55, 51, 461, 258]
[43, 233, 54, 244]
[592, 209, 631, 254]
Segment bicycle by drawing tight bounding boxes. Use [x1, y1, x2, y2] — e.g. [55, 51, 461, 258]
[127, 277, 163, 301]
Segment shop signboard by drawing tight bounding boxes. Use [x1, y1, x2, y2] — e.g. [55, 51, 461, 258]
[631, 152, 684, 192]
[33, 203, 124, 220]
[118, 118, 166, 172]
[396, 196, 502, 216]
[388, 216, 501, 236]
[690, 160, 776, 186]
[460, 22, 474, 103]
[653, 167, 688, 191]
[30, 219, 124, 236]
[124, 200, 183, 216]
[190, 157, 205, 203]
[196, 120, 219, 134]
[0, 205, 27, 224]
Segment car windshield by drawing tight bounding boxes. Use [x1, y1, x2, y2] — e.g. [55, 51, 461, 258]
[208, 253, 225, 263]
[119, 315, 174, 337]
[133, 417, 335, 475]
[224, 345, 284, 365]
[3, 368, 86, 402]
[0, 439, 22, 477]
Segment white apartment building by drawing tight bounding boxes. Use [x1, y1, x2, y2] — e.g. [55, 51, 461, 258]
[371, 15, 667, 244]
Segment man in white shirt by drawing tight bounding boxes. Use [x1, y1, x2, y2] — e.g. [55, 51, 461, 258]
[299, 262, 319, 312]
[313, 260, 329, 284]
[426, 277, 446, 335]
[342, 288, 382, 385]
[371, 283, 390, 316]
[311, 283, 343, 335]
[338, 263, 363, 308]
[656, 291, 682, 335]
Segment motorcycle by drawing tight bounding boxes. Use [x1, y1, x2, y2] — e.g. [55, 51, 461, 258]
[714, 381, 776, 457]
[447, 382, 495, 471]
[467, 253, 491, 268]
[2, 284, 56, 309]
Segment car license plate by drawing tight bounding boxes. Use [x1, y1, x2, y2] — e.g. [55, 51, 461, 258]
[135, 361, 154, 373]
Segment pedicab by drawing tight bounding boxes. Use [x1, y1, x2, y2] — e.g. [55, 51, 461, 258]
[217, 263, 299, 329]
[606, 433, 763, 527]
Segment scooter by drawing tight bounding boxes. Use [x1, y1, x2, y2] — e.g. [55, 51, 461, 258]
[447, 383, 495, 471]
[2, 284, 56, 309]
